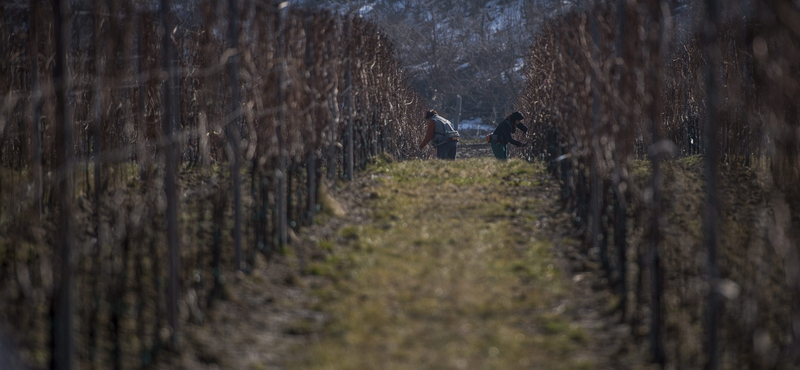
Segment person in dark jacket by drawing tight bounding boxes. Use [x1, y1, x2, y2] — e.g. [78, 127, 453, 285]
[419, 109, 459, 160]
[489, 111, 528, 160]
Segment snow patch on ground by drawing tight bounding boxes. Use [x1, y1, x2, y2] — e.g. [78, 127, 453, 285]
[359, 3, 375, 16]
[459, 117, 494, 131]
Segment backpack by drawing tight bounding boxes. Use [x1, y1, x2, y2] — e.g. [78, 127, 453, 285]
[432, 115, 459, 147]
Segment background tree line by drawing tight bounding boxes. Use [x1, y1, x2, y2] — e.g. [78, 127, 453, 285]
[297, 0, 560, 126]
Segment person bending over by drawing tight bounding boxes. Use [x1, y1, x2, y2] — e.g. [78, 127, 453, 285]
[418, 109, 459, 160]
[489, 111, 528, 160]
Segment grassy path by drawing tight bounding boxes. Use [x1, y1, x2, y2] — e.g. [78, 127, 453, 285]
[292, 158, 598, 370]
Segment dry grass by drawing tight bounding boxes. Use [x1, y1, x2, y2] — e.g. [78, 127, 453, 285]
[290, 158, 599, 370]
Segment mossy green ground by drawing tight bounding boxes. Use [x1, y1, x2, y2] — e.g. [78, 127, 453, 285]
[293, 158, 592, 370]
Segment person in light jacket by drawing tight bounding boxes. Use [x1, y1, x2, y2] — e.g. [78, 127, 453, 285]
[419, 109, 459, 160]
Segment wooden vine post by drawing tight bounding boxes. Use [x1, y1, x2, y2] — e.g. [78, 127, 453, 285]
[703, 0, 721, 367]
[161, 0, 181, 348]
[228, 0, 244, 271]
[51, 0, 75, 367]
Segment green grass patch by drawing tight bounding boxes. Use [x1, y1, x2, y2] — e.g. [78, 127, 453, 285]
[338, 225, 360, 240]
[317, 239, 334, 251]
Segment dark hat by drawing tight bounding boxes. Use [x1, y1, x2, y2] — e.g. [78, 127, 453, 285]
[509, 111, 524, 121]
